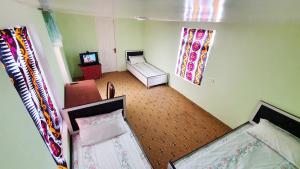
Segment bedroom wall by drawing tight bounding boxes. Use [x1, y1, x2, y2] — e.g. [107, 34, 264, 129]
[55, 12, 98, 78]
[55, 15, 144, 73]
[143, 21, 300, 128]
[115, 19, 145, 71]
[0, 0, 68, 168]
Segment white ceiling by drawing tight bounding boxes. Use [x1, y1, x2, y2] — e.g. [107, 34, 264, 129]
[15, 0, 300, 23]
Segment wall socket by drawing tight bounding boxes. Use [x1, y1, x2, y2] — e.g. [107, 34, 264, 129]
[207, 78, 215, 85]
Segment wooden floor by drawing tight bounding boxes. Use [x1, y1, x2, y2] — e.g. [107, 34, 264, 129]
[96, 71, 231, 169]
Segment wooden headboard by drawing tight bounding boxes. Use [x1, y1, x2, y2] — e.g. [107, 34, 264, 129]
[62, 96, 126, 134]
[250, 100, 300, 138]
[125, 50, 144, 61]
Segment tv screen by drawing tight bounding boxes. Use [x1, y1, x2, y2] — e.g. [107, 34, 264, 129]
[83, 53, 96, 63]
[80, 52, 99, 65]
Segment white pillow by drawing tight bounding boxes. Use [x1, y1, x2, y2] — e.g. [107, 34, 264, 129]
[129, 56, 145, 64]
[247, 119, 300, 168]
[75, 109, 127, 146]
[76, 109, 123, 128]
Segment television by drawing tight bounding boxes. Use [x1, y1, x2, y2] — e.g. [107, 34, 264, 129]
[79, 51, 99, 66]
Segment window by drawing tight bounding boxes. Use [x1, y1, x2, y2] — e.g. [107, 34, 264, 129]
[175, 27, 215, 85]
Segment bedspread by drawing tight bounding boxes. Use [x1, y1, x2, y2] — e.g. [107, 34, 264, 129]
[174, 124, 297, 169]
[131, 62, 165, 77]
[72, 124, 152, 169]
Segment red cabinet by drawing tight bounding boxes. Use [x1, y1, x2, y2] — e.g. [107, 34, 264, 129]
[79, 64, 102, 80]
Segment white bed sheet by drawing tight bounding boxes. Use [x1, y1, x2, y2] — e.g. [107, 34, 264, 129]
[72, 123, 152, 169]
[130, 62, 165, 77]
[174, 124, 298, 169]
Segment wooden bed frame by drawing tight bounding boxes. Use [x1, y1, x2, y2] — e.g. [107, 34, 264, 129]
[62, 96, 153, 168]
[168, 100, 300, 169]
[126, 50, 168, 88]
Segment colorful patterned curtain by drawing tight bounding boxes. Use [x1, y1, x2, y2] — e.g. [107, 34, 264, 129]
[0, 27, 67, 169]
[175, 27, 215, 85]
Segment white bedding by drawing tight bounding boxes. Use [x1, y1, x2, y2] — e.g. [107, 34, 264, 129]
[72, 122, 152, 169]
[130, 62, 165, 77]
[174, 124, 298, 169]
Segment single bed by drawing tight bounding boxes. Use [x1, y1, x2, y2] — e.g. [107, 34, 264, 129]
[168, 101, 300, 169]
[126, 50, 168, 88]
[62, 96, 153, 169]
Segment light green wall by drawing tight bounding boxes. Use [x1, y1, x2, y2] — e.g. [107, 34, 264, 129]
[143, 21, 300, 128]
[53, 13, 300, 129]
[55, 16, 144, 73]
[115, 19, 145, 71]
[0, 71, 56, 169]
[55, 12, 98, 78]
[0, 0, 68, 168]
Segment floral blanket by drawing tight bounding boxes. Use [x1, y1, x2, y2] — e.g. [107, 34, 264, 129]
[72, 123, 152, 169]
[174, 124, 297, 169]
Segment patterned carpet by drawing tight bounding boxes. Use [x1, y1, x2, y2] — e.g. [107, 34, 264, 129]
[96, 71, 231, 169]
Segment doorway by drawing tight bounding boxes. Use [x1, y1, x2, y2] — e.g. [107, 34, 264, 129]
[95, 17, 117, 73]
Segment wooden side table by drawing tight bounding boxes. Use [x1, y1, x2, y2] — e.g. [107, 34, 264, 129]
[64, 80, 102, 109]
[79, 63, 102, 80]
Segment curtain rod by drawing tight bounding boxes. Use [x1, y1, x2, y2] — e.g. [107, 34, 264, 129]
[38, 7, 52, 12]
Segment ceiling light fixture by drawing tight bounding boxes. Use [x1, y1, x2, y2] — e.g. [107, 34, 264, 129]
[183, 0, 226, 22]
[134, 16, 149, 21]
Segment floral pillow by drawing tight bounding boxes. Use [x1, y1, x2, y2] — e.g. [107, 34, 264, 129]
[247, 119, 300, 168]
[76, 109, 123, 129]
[75, 109, 126, 146]
[129, 56, 145, 64]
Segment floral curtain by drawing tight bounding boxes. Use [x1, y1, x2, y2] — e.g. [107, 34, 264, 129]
[0, 27, 67, 169]
[175, 27, 215, 85]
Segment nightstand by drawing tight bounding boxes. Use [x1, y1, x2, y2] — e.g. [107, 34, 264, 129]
[79, 63, 102, 80]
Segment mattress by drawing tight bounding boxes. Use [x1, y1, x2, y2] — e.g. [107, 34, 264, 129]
[130, 62, 165, 77]
[72, 122, 152, 169]
[174, 123, 297, 169]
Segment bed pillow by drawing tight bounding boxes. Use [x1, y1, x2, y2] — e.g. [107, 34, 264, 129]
[247, 119, 300, 168]
[129, 56, 145, 64]
[75, 109, 127, 146]
[76, 109, 123, 128]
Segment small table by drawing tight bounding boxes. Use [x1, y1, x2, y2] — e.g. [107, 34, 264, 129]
[64, 80, 102, 109]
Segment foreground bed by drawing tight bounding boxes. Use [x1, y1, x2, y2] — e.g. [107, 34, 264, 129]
[63, 96, 153, 169]
[169, 101, 300, 169]
[126, 51, 168, 88]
